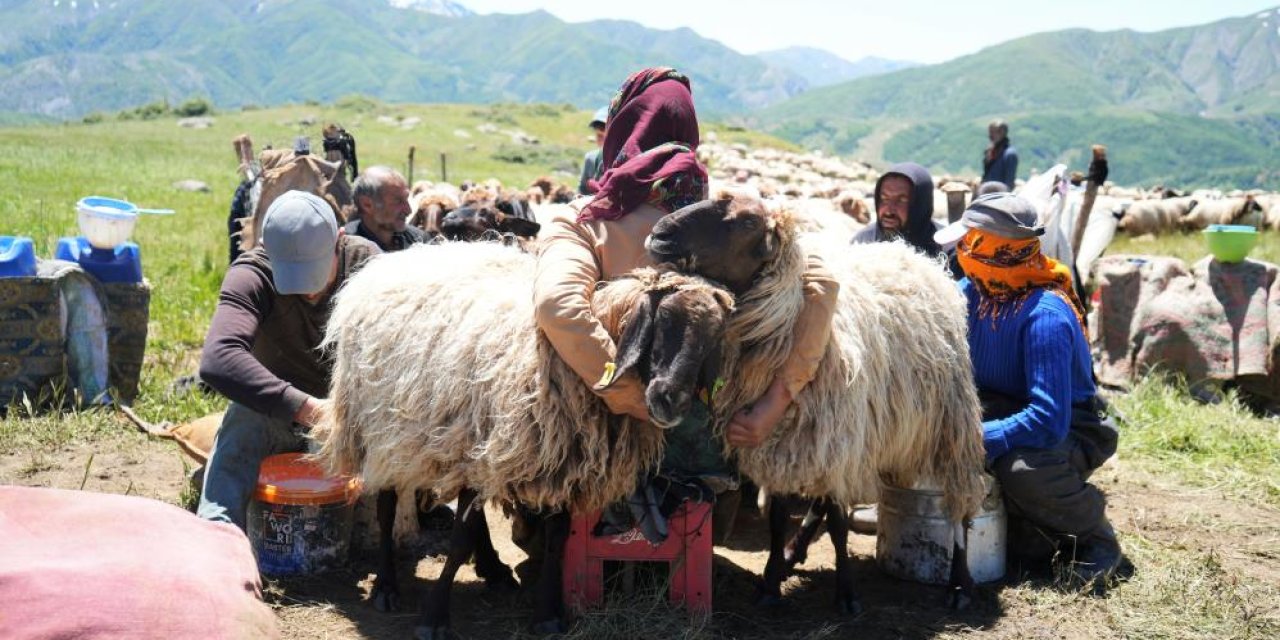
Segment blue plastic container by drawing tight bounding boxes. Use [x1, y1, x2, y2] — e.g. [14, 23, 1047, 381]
[0, 236, 38, 277]
[55, 237, 143, 284]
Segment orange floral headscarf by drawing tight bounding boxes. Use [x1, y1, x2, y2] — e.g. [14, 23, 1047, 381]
[956, 228, 1086, 336]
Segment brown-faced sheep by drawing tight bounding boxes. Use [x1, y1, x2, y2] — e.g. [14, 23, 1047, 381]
[311, 242, 735, 636]
[1116, 196, 1198, 235]
[646, 192, 987, 612]
[1181, 196, 1265, 231]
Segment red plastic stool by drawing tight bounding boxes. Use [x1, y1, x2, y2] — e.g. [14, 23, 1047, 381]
[563, 500, 713, 615]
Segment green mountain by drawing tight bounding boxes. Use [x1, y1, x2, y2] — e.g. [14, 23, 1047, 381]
[756, 8, 1280, 189]
[756, 48, 918, 87]
[0, 0, 808, 119]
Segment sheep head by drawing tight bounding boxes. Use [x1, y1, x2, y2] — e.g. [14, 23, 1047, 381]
[598, 275, 735, 429]
[440, 201, 540, 241]
[645, 190, 780, 295]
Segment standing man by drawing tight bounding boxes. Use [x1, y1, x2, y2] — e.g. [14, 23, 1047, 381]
[346, 166, 423, 252]
[851, 161, 943, 258]
[578, 106, 609, 196]
[198, 191, 380, 531]
[982, 120, 1019, 190]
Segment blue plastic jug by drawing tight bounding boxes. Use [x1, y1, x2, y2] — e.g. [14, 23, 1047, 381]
[55, 237, 143, 284]
[0, 236, 37, 277]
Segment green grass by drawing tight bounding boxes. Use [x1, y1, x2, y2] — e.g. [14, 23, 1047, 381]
[1110, 377, 1280, 507]
[1109, 231, 1280, 266]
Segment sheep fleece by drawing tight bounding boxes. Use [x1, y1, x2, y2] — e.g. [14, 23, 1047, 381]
[718, 230, 987, 521]
[311, 243, 664, 513]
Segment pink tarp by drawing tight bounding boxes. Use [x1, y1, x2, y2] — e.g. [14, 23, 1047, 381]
[0, 486, 278, 640]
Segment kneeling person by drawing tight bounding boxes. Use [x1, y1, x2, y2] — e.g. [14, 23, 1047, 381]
[936, 193, 1121, 583]
[198, 190, 380, 531]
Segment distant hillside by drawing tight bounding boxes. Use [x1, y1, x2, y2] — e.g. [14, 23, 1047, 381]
[757, 8, 1280, 189]
[756, 47, 918, 87]
[0, 0, 808, 119]
[762, 9, 1280, 122]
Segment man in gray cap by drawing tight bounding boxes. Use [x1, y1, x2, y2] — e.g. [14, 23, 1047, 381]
[578, 106, 609, 196]
[937, 193, 1122, 588]
[197, 190, 380, 531]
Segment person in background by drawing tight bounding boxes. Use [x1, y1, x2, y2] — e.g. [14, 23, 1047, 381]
[346, 166, 423, 252]
[197, 191, 380, 531]
[982, 119, 1019, 190]
[577, 106, 609, 196]
[851, 161, 943, 258]
[934, 192, 1122, 586]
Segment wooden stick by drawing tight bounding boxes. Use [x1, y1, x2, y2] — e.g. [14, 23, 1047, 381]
[408, 145, 416, 185]
[119, 405, 172, 437]
[1070, 145, 1108, 258]
[440, 152, 448, 183]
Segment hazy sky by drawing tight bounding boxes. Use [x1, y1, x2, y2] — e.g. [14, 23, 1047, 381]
[460, 1, 1279, 64]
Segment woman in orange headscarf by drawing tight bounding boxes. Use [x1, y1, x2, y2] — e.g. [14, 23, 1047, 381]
[936, 192, 1121, 586]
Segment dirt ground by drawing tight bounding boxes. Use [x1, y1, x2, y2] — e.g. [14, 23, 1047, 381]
[3, 426, 1278, 640]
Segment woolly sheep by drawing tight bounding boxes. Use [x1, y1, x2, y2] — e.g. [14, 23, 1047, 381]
[1116, 196, 1198, 235]
[647, 194, 987, 611]
[1182, 196, 1264, 231]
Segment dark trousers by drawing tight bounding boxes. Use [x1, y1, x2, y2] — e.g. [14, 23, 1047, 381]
[984, 394, 1119, 543]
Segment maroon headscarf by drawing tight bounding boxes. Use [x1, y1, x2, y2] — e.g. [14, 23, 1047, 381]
[579, 67, 708, 222]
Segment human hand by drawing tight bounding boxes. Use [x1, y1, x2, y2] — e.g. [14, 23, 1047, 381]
[293, 395, 323, 431]
[726, 378, 791, 448]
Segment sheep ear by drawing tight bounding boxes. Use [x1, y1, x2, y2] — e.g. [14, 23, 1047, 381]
[598, 291, 659, 390]
[498, 216, 541, 238]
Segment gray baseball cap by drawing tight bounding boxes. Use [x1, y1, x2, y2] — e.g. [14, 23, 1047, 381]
[261, 190, 339, 295]
[934, 192, 1044, 245]
[589, 106, 609, 128]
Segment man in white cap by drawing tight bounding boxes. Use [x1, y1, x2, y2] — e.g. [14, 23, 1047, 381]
[197, 190, 379, 531]
[577, 106, 609, 196]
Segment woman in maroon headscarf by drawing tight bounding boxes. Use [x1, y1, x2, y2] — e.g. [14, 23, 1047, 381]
[533, 67, 837, 449]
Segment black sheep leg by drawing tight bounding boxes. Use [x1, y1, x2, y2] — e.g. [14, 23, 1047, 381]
[823, 500, 862, 615]
[946, 519, 975, 610]
[470, 503, 519, 592]
[530, 511, 570, 635]
[784, 498, 827, 570]
[372, 488, 400, 612]
[757, 495, 794, 606]
[416, 489, 481, 640]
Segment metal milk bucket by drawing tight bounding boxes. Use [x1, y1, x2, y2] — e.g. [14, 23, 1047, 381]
[876, 477, 1006, 584]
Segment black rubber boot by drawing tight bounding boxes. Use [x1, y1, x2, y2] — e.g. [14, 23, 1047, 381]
[1069, 517, 1122, 586]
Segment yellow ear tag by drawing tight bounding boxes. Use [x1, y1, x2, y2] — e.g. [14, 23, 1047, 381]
[597, 361, 618, 387]
[711, 377, 726, 402]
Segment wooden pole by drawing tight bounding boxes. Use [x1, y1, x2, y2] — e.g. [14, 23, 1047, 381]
[1070, 145, 1108, 258]
[440, 152, 448, 183]
[407, 145, 416, 185]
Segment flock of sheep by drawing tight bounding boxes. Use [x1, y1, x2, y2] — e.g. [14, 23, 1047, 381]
[307, 138, 1277, 635]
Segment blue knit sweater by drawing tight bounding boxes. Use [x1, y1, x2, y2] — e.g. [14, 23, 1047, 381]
[961, 279, 1096, 460]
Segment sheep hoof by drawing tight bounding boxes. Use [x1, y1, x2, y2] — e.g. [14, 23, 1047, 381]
[945, 588, 972, 611]
[530, 617, 568, 635]
[835, 594, 863, 617]
[413, 624, 452, 640]
[484, 573, 520, 594]
[372, 586, 400, 613]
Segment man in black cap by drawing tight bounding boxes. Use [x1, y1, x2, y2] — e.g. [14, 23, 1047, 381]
[851, 162, 943, 258]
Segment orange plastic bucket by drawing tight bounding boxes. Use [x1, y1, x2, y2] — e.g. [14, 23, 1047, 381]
[246, 453, 360, 575]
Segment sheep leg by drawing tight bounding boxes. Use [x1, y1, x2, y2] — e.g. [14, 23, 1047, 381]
[471, 505, 520, 593]
[757, 494, 794, 607]
[530, 511, 570, 635]
[415, 489, 481, 640]
[372, 488, 401, 612]
[823, 500, 862, 616]
[945, 519, 975, 610]
[784, 498, 827, 569]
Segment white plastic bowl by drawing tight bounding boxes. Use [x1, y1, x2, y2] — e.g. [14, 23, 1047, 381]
[77, 196, 138, 249]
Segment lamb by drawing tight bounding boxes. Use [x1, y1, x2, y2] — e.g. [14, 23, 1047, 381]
[646, 192, 987, 612]
[1116, 196, 1198, 235]
[311, 242, 735, 636]
[1181, 196, 1265, 231]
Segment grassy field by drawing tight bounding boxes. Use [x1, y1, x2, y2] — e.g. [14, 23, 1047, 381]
[1, 104, 1278, 639]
